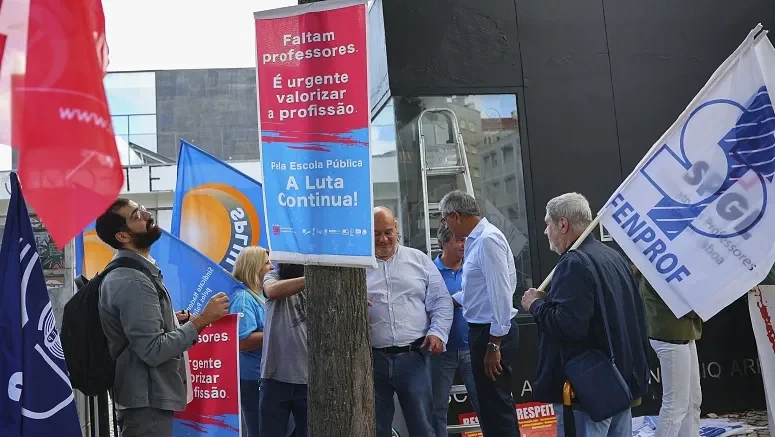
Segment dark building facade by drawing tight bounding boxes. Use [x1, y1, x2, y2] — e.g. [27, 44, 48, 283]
[155, 68, 260, 161]
[368, 0, 775, 417]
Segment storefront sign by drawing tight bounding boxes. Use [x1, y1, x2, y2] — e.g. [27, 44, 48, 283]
[255, 0, 376, 268]
[173, 314, 240, 437]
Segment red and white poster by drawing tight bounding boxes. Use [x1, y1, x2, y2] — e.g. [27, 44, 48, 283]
[173, 314, 241, 437]
[749, 286, 775, 433]
[458, 402, 557, 437]
[254, 0, 376, 268]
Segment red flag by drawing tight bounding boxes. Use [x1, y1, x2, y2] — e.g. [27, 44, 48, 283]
[11, 0, 123, 248]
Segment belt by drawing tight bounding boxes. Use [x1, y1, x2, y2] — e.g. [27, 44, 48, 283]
[468, 322, 489, 329]
[372, 338, 424, 355]
[468, 316, 518, 330]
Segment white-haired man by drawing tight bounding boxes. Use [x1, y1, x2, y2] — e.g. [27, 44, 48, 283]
[438, 190, 520, 437]
[521, 192, 650, 437]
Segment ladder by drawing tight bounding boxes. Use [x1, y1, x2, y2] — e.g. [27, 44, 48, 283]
[418, 108, 475, 258]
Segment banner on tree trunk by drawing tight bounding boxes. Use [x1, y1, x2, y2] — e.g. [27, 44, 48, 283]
[254, 0, 376, 268]
[173, 314, 240, 436]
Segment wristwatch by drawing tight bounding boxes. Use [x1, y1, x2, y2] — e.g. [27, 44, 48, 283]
[487, 342, 500, 352]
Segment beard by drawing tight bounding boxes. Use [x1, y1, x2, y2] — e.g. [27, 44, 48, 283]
[130, 220, 162, 250]
[548, 235, 559, 254]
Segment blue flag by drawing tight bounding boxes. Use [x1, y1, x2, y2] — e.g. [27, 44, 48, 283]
[74, 223, 245, 313]
[151, 229, 246, 312]
[171, 140, 268, 271]
[0, 173, 81, 437]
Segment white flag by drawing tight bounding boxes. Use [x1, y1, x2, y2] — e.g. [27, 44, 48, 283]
[599, 24, 775, 320]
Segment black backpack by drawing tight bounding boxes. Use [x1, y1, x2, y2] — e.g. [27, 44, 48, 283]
[61, 257, 155, 396]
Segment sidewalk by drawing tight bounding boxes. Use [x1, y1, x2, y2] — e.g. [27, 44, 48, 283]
[715, 410, 770, 436]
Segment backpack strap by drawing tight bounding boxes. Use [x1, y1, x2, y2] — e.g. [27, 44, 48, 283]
[100, 256, 165, 296]
[99, 256, 168, 361]
[101, 256, 152, 279]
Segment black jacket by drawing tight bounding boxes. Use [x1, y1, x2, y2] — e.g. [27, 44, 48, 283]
[528, 236, 650, 404]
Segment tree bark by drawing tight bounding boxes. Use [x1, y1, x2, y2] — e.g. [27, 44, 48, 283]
[297, 0, 375, 434]
[305, 265, 375, 437]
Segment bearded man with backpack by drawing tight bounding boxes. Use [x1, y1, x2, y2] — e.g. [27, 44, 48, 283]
[92, 198, 229, 437]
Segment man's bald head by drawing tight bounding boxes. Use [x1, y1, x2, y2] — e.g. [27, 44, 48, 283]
[374, 206, 398, 260]
[374, 206, 396, 225]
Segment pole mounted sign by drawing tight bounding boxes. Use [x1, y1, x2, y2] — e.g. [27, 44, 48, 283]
[255, 0, 375, 268]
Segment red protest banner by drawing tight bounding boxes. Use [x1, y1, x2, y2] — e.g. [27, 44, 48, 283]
[8, 0, 123, 248]
[174, 314, 241, 437]
[457, 401, 557, 437]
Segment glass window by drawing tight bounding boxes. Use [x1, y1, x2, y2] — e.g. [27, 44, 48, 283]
[371, 99, 403, 238]
[104, 72, 156, 115]
[394, 94, 533, 311]
[112, 116, 129, 135]
[503, 145, 515, 167]
[505, 176, 517, 193]
[128, 133, 158, 152]
[128, 114, 157, 135]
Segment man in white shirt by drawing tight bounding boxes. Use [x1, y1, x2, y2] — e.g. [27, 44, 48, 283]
[367, 207, 454, 437]
[438, 190, 520, 437]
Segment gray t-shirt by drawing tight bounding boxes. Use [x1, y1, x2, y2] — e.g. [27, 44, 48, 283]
[261, 269, 308, 384]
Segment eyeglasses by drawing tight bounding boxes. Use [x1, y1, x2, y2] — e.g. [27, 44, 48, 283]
[440, 211, 457, 225]
[131, 205, 152, 221]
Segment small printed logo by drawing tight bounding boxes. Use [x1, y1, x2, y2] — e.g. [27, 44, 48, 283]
[272, 225, 280, 235]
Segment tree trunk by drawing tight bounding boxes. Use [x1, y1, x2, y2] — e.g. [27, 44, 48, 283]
[305, 265, 375, 437]
[297, 0, 375, 434]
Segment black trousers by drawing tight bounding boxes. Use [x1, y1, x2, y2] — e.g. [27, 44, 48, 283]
[469, 317, 520, 437]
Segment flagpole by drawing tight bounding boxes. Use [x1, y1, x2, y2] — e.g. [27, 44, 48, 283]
[537, 23, 766, 293]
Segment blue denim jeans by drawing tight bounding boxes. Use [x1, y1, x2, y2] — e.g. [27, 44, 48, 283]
[554, 404, 632, 437]
[373, 349, 435, 437]
[431, 348, 480, 437]
[240, 379, 260, 437]
[259, 378, 307, 437]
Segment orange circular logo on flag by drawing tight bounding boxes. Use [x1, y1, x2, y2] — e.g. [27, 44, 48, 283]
[179, 183, 262, 269]
[82, 229, 116, 279]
